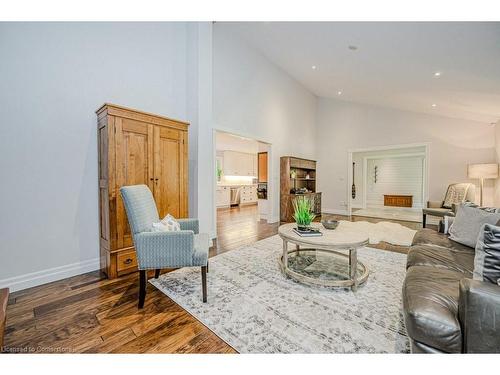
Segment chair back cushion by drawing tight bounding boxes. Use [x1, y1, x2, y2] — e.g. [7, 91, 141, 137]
[443, 183, 473, 209]
[120, 185, 159, 235]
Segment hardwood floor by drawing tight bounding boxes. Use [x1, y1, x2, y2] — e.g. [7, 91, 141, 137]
[215, 204, 278, 253]
[3, 205, 428, 354]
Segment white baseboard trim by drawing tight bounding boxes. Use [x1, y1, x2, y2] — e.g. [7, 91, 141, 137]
[0, 258, 100, 293]
[322, 208, 350, 216]
[209, 230, 217, 240]
[267, 215, 280, 224]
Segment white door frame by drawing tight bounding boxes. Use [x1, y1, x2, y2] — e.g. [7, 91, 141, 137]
[212, 129, 274, 236]
[347, 142, 430, 216]
[362, 153, 426, 209]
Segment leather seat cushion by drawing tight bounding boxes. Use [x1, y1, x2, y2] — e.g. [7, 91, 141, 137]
[412, 228, 473, 253]
[403, 265, 467, 353]
[407, 245, 474, 275]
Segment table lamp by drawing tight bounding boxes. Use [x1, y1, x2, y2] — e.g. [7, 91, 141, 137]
[467, 163, 499, 206]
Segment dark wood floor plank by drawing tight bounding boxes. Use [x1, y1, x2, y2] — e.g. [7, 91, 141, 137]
[110, 314, 198, 353]
[84, 328, 137, 354]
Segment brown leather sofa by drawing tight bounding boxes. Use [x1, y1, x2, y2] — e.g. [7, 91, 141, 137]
[402, 229, 500, 353]
[0, 288, 8, 351]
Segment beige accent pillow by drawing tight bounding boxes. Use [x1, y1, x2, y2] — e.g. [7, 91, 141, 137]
[443, 183, 469, 209]
[160, 214, 181, 231]
[151, 214, 181, 232]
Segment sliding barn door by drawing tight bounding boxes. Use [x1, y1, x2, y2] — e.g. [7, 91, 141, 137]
[153, 126, 188, 219]
[114, 118, 154, 248]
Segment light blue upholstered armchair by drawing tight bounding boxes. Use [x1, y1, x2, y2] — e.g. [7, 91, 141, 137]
[120, 185, 209, 308]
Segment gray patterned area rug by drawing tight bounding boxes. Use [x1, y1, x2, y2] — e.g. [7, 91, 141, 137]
[151, 235, 410, 353]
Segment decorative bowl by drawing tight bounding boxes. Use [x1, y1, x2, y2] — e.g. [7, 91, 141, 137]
[321, 219, 339, 230]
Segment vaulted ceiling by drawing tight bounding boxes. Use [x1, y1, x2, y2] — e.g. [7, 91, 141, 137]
[222, 22, 500, 124]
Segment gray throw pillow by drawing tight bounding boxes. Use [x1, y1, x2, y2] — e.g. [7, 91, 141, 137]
[449, 204, 500, 248]
[463, 201, 500, 213]
[474, 223, 500, 285]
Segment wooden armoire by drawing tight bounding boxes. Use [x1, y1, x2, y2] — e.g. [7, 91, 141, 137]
[97, 104, 189, 278]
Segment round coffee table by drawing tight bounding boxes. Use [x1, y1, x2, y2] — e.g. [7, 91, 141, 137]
[278, 222, 369, 291]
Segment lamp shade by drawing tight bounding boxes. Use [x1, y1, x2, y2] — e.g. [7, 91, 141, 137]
[467, 163, 499, 179]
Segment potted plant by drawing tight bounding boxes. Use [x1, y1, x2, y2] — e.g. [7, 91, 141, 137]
[216, 165, 223, 182]
[292, 195, 316, 231]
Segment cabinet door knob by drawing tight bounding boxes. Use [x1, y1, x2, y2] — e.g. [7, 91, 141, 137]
[150, 178, 154, 181]
[124, 258, 133, 265]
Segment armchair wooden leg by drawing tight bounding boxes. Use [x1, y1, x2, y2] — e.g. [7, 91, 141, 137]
[201, 266, 207, 303]
[206, 260, 209, 273]
[154, 269, 161, 279]
[139, 270, 146, 309]
[422, 214, 427, 228]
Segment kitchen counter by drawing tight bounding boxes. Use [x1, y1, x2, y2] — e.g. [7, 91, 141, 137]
[217, 183, 257, 187]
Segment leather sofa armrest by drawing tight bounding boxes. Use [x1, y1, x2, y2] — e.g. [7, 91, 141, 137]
[458, 279, 500, 353]
[427, 201, 443, 208]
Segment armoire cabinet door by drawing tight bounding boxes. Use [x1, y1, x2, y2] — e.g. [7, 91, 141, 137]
[153, 126, 187, 218]
[114, 117, 154, 248]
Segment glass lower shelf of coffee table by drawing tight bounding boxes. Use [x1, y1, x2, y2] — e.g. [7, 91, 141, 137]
[280, 248, 369, 289]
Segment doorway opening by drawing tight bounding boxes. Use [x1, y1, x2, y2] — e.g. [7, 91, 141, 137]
[214, 130, 274, 251]
[348, 143, 429, 223]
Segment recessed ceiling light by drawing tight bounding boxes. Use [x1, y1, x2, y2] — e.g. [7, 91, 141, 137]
[434, 72, 442, 77]
[311, 65, 317, 70]
[337, 91, 342, 95]
[348, 45, 358, 51]
[431, 104, 437, 108]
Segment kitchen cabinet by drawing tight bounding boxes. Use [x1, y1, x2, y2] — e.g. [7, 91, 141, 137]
[240, 185, 258, 205]
[223, 151, 257, 177]
[216, 186, 231, 207]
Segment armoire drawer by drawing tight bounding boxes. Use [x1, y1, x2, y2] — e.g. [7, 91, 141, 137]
[117, 250, 138, 272]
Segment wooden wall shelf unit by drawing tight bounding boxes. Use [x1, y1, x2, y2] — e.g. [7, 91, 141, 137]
[97, 103, 189, 279]
[280, 156, 321, 222]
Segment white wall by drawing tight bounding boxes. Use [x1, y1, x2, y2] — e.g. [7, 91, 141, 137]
[216, 132, 259, 154]
[317, 98, 496, 214]
[351, 146, 426, 208]
[366, 156, 425, 208]
[212, 24, 317, 223]
[0, 22, 192, 290]
[186, 22, 214, 238]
